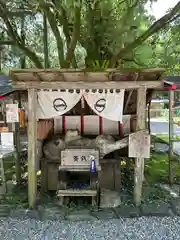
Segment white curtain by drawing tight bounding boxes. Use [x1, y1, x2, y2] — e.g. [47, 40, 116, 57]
[83, 89, 124, 122]
[37, 89, 83, 119]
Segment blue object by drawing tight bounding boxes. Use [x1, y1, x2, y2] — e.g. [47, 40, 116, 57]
[90, 160, 96, 173]
[72, 182, 88, 189]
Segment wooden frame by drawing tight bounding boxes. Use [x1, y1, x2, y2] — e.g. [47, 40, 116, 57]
[27, 89, 37, 208]
[10, 68, 164, 90]
[10, 68, 165, 208]
[12, 81, 162, 90]
[133, 86, 147, 205]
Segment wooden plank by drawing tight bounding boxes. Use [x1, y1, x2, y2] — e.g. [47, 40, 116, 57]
[28, 89, 37, 208]
[129, 130, 150, 158]
[12, 81, 163, 90]
[45, 158, 127, 164]
[10, 71, 164, 82]
[10, 67, 165, 73]
[59, 165, 101, 171]
[133, 86, 146, 206]
[57, 189, 97, 197]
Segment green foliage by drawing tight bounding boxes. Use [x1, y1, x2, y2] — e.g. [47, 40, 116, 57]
[0, 0, 179, 72]
[6, 190, 28, 208]
[145, 152, 180, 183]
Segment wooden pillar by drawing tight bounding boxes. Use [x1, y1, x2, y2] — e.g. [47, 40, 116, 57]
[133, 86, 146, 206]
[28, 89, 37, 209]
[15, 91, 21, 185]
[169, 90, 175, 185]
[15, 122, 21, 184]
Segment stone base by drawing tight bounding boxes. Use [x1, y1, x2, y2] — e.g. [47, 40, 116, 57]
[91, 208, 117, 220]
[100, 188, 121, 208]
[66, 210, 97, 221]
[141, 201, 173, 217]
[171, 199, 180, 215]
[114, 205, 140, 218]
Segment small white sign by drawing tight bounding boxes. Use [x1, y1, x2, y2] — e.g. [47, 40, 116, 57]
[6, 104, 19, 123]
[1, 132, 14, 149]
[61, 149, 99, 166]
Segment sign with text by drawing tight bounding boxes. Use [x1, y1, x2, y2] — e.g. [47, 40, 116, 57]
[6, 104, 19, 123]
[1, 132, 14, 149]
[61, 149, 99, 166]
[129, 130, 151, 158]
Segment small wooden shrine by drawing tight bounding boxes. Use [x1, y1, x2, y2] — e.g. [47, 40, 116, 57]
[10, 68, 165, 209]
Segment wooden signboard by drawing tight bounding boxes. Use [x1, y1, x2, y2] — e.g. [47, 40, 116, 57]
[128, 130, 150, 158]
[6, 104, 19, 123]
[61, 148, 99, 166]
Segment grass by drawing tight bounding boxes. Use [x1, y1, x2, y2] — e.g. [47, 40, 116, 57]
[155, 135, 180, 143]
[145, 152, 180, 183]
[157, 135, 169, 143]
[146, 135, 180, 183]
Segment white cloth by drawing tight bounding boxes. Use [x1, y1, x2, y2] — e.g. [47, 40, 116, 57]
[37, 89, 125, 121]
[83, 89, 124, 122]
[37, 90, 83, 119]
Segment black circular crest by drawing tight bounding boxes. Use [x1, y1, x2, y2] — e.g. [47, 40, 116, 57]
[94, 98, 106, 113]
[53, 98, 67, 112]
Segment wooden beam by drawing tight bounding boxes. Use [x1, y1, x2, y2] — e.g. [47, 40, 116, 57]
[133, 86, 146, 206]
[10, 68, 165, 74]
[12, 81, 163, 90]
[28, 89, 37, 209]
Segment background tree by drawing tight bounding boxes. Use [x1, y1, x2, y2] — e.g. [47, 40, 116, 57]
[0, 0, 179, 72]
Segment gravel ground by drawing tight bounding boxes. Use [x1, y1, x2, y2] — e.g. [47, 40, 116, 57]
[0, 217, 180, 240]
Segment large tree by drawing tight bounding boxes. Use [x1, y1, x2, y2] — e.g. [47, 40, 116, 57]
[0, 0, 179, 69]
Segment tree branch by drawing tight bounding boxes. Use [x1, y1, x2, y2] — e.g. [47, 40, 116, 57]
[53, 1, 70, 43]
[0, 2, 43, 68]
[64, 1, 82, 67]
[122, 58, 147, 67]
[110, 1, 180, 66]
[0, 40, 13, 45]
[39, 0, 65, 67]
[0, 11, 33, 18]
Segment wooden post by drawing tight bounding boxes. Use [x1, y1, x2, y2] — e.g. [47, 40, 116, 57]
[133, 86, 146, 206]
[15, 122, 21, 184]
[28, 89, 37, 208]
[169, 90, 175, 185]
[15, 91, 21, 185]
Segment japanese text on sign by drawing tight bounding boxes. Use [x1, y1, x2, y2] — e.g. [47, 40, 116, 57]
[73, 155, 87, 162]
[61, 149, 99, 166]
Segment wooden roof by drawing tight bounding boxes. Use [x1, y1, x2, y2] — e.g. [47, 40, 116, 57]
[10, 68, 165, 90]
